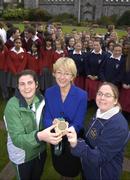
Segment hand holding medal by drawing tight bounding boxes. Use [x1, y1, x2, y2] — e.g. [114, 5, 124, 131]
[53, 118, 68, 135]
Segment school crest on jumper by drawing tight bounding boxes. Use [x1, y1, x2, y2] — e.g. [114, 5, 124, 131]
[98, 59, 102, 64]
[89, 128, 97, 139]
[116, 64, 119, 69]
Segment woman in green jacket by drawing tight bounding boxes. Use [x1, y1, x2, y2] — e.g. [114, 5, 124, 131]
[4, 69, 62, 180]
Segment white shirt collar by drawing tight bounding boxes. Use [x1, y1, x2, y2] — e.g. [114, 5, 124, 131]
[32, 35, 39, 41]
[10, 37, 14, 42]
[110, 54, 121, 61]
[73, 50, 82, 55]
[46, 47, 52, 50]
[96, 106, 120, 120]
[92, 49, 102, 55]
[55, 50, 64, 54]
[11, 47, 24, 54]
[67, 46, 74, 50]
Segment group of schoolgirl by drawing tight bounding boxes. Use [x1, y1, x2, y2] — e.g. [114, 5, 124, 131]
[0, 22, 130, 119]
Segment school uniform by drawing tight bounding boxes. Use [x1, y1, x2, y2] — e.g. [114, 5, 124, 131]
[22, 35, 42, 52]
[37, 31, 45, 48]
[5, 36, 15, 50]
[53, 49, 68, 64]
[39, 48, 55, 92]
[119, 71, 130, 113]
[99, 54, 126, 87]
[0, 46, 9, 99]
[71, 107, 129, 180]
[32, 35, 42, 48]
[21, 37, 32, 52]
[27, 52, 41, 74]
[66, 46, 74, 56]
[7, 47, 27, 88]
[85, 50, 107, 100]
[69, 50, 86, 89]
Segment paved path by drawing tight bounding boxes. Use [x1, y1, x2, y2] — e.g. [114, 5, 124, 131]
[0, 121, 130, 180]
[0, 162, 15, 180]
[0, 120, 5, 129]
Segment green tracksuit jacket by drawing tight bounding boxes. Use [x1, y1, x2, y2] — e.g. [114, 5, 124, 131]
[4, 89, 46, 165]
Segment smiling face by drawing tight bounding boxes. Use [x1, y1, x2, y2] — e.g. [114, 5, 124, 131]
[69, 38, 75, 47]
[93, 41, 101, 52]
[96, 84, 118, 113]
[14, 38, 22, 50]
[113, 46, 122, 58]
[18, 75, 38, 104]
[54, 66, 73, 89]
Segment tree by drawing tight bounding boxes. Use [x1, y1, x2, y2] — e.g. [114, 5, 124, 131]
[117, 10, 130, 26]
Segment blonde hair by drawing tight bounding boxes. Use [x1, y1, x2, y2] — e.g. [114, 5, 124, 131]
[53, 57, 77, 79]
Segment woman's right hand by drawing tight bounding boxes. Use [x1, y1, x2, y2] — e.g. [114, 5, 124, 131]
[67, 126, 77, 148]
[37, 124, 62, 145]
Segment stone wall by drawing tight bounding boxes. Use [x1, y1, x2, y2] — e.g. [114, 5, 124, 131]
[23, 0, 130, 20]
[39, 0, 75, 15]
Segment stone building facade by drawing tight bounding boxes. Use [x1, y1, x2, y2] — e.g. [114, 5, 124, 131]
[2, 0, 130, 20]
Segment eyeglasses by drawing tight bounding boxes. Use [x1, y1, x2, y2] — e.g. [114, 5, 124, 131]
[97, 91, 115, 98]
[55, 71, 72, 77]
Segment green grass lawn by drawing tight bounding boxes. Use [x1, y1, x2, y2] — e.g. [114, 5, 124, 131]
[0, 95, 7, 121]
[14, 23, 127, 38]
[0, 129, 9, 171]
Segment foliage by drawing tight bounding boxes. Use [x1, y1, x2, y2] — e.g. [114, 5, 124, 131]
[27, 8, 52, 21]
[121, 171, 130, 180]
[97, 14, 118, 26]
[2, 8, 52, 21]
[117, 10, 130, 26]
[52, 13, 77, 25]
[125, 140, 130, 159]
[2, 8, 29, 20]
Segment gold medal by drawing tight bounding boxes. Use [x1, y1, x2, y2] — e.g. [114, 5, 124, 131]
[55, 120, 68, 133]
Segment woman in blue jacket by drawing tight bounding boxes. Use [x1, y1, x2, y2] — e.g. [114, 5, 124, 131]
[43, 57, 88, 179]
[67, 82, 129, 180]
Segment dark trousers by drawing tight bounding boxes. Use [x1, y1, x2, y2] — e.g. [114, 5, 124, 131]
[16, 151, 47, 180]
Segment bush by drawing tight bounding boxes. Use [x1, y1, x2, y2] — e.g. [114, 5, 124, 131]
[2, 8, 52, 21]
[117, 10, 130, 26]
[28, 8, 52, 21]
[2, 8, 29, 20]
[52, 13, 77, 25]
[97, 14, 118, 26]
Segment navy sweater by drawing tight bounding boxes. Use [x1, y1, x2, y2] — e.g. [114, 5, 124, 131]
[99, 55, 126, 86]
[85, 51, 108, 77]
[71, 112, 129, 180]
